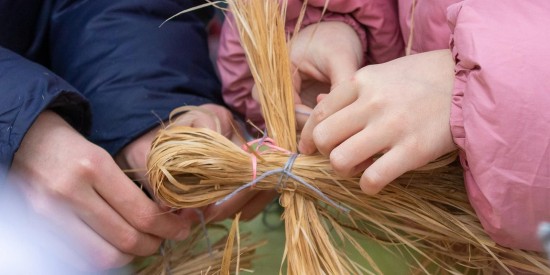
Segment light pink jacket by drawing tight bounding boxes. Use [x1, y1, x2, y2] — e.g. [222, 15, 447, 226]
[219, 0, 550, 251]
[398, 0, 550, 251]
[218, 0, 404, 128]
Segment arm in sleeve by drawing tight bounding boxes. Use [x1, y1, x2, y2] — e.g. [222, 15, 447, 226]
[302, 0, 404, 64]
[217, 13, 264, 130]
[0, 47, 90, 179]
[218, 0, 404, 131]
[49, 0, 223, 155]
[447, 0, 550, 251]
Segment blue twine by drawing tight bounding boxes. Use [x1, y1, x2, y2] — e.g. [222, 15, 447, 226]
[159, 240, 172, 275]
[256, 130, 269, 147]
[215, 154, 349, 214]
[277, 153, 298, 191]
[193, 209, 213, 257]
[295, 109, 311, 116]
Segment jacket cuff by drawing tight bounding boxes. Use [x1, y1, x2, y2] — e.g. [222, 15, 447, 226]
[449, 52, 466, 152]
[1, 89, 90, 180]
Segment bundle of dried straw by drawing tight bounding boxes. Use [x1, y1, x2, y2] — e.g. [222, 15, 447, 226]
[135, 214, 263, 275]
[148, 0, 550, 274]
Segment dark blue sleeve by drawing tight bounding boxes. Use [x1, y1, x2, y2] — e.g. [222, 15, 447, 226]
[0, 47, 90, 179]
[49, 0, 224, 155]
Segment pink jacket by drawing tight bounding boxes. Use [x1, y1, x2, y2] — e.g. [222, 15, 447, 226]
[217, 0, 405, 129]
[219, 0, 550, 251]
[399, 0, 550, 251]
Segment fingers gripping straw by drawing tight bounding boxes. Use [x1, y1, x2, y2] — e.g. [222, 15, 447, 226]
[147, 0, 550, 274]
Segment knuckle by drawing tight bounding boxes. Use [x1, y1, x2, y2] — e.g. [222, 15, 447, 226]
[73, 147, 110, 180]
[132, 207, 158, 232]
[310, 104, 328, 123]
[365, 95, 385, 112]
[48, 149, 107, 199]
[312, 125, 331, 154]
[384, 114, 407, 136]
[116, 229, 143, 254]
[403, 137, 422, 153]
[401, 137, 432, 165]
[117, 230, 162, 257]
[353, 67, 374, 86]
[48, 177, 77, 200]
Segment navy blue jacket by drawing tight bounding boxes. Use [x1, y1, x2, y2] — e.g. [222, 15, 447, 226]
[0, 0, 223, 178]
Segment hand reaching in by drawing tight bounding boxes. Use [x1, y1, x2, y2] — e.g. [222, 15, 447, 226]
[299, 50, 458, 195]
[251, 21, 363, 129]
[116, 104, 238, 188]
[117, 104, 277, 223]
[8, 111, 191, 270]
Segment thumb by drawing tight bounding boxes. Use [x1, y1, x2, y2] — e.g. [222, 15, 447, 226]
[196, 104, 236, 139]
[171, 105, 221, 134]
[290, 63, 305, 107]
[291, 62, 303, 98]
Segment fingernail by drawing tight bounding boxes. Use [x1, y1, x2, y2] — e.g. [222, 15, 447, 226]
[298, 142, 311, 155]
[297, 142, 305, 154]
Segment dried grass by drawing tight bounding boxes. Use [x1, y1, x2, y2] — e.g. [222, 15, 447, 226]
[147, 0, 550, 274]
[135, 218, 264, 275]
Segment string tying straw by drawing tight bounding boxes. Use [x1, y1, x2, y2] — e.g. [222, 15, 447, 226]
[241, 134, 291, 180]
[215, 150, 350, 213]
[193, 209, 213, 256]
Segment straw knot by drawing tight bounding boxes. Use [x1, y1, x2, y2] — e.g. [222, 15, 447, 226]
[215, 151, 349, 213]
[277, 153, 298, 192]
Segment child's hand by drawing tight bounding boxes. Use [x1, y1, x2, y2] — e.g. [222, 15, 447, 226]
[116, 104, 238, 193]
[289, 21, 363, 129]
[250, 21, 363, 130]
[299, 50, 458, 195]
[119, 103, 275, 223]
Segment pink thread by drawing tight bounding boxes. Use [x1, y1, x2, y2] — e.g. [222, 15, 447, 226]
[241, 137, 291, 182]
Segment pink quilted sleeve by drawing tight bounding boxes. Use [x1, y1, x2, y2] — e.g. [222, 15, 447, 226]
[448, 0, 550, 251]
[217, 13, 264, 130]
[291, 0, 404, 64]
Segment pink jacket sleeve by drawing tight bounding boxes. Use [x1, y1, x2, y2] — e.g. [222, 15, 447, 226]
[218, 0, 404, 129]
[447, 0, 550, 251]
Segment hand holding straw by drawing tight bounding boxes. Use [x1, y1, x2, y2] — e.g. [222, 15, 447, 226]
[148, 0, 550, 274]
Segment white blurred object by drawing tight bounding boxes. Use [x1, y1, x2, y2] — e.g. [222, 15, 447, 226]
[540, 222, 550, 260]
[0, 180, 109, 274]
